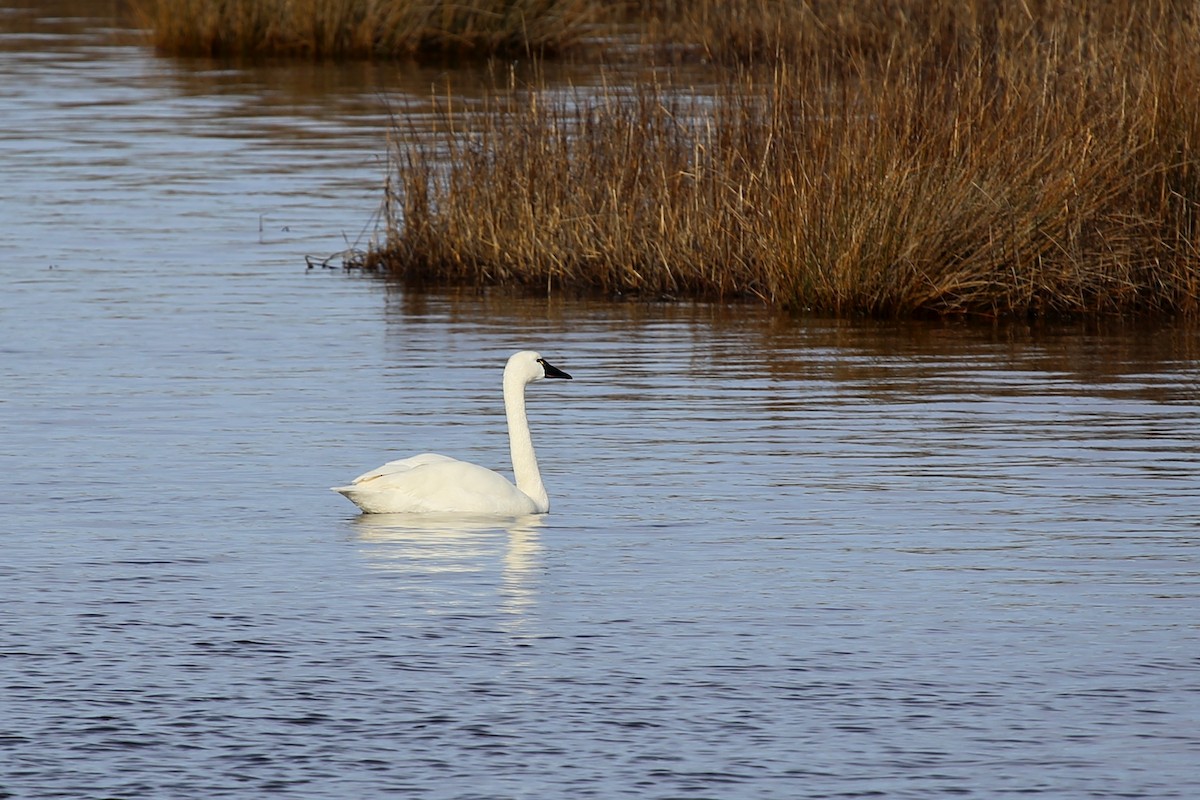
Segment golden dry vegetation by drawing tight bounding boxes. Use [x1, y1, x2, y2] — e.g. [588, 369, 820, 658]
[133, 0, 1200, 316]
[128, 0, 602, 59]
[373, 1, 1200, 315]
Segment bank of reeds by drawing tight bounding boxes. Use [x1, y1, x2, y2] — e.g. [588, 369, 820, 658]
[372, 1, 1200, 316]
[128, 0, 601, 59]
[638, 0, 1194, 67]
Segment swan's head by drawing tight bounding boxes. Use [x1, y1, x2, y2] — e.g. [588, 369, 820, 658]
[507, 350, 572, 384]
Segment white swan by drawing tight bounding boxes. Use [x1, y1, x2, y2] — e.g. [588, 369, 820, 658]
[332, 351, 572, 515]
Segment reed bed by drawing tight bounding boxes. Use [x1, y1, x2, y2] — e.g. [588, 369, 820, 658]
[372, 1, 1200, 316]
[129, 0, 601, 59]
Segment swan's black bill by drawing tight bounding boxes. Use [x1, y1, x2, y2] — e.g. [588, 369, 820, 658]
[538, 359, 572, 380]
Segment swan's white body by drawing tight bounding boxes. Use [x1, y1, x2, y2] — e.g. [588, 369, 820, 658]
[332, 351, 571, 515]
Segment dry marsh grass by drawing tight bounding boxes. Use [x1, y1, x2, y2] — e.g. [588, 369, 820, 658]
[639, 0, 1196, 68]
[372, 1, 1200, 316]
[128, 0, 601, 59]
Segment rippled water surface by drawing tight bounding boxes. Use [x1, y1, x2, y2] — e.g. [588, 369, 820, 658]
[3, 4, 1199, 798]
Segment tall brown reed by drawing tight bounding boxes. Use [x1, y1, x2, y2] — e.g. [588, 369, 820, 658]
[129, 0, 601, 59]
[374, 1, 1200, 316]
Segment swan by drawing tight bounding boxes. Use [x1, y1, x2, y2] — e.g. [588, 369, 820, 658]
[332, 351, 572, 515]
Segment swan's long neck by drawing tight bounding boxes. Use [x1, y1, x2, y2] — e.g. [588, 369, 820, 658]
[504, 371, 550, 513]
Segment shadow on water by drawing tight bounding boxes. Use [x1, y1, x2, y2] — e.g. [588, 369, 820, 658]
[381, 285, 1199, 401]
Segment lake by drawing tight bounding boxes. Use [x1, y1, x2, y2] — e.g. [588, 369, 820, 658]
[2, 3, 1198, 798]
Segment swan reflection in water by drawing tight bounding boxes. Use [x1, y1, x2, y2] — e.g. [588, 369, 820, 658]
[352, 513, 546, 622]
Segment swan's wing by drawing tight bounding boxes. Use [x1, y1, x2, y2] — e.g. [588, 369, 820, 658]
[333, 459, 536, 514]
[347, 453, 459, 485]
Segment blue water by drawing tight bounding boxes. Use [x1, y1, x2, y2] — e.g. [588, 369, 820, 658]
[2, 4, 1199, 798]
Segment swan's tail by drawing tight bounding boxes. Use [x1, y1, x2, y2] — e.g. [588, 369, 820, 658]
[332, 484, 377, 514]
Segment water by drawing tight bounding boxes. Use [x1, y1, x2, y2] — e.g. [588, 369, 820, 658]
[2, 3, 1200, 798]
